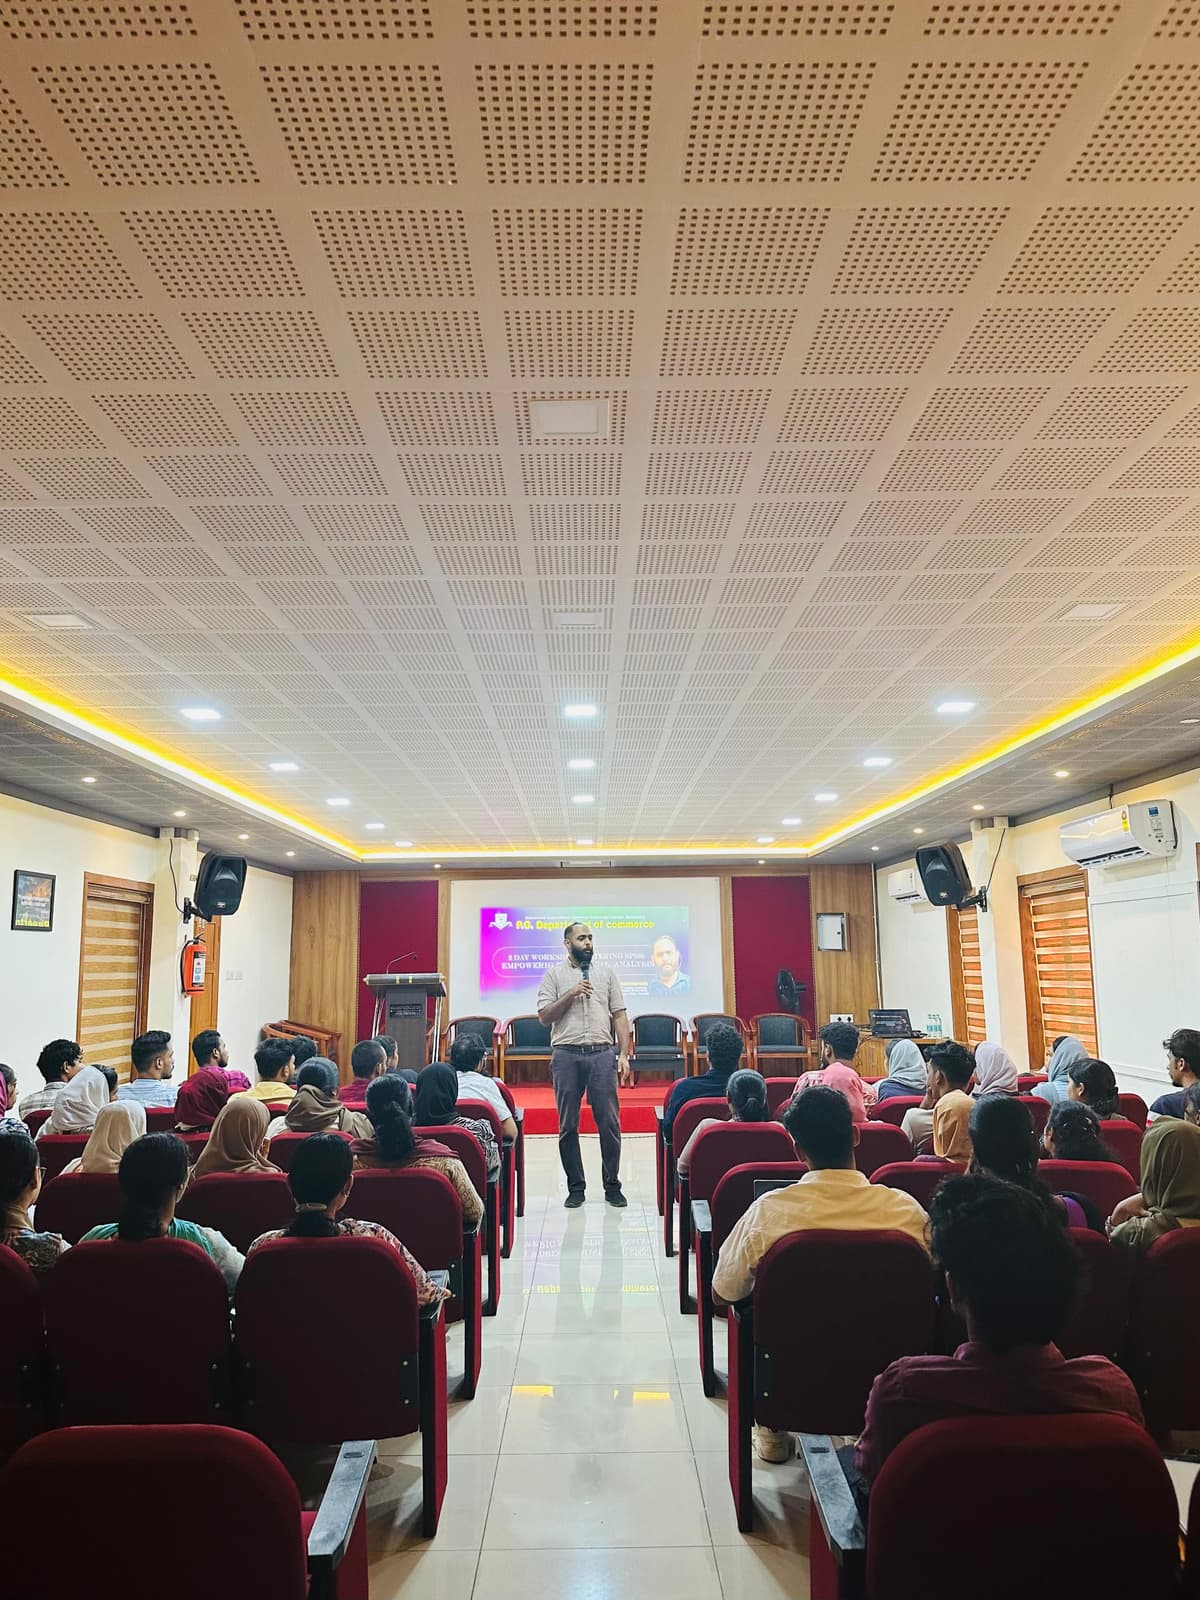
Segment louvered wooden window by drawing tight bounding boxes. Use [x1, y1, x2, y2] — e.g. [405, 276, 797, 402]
[948, 904, 987, 1046]
[1019, 869, 1098, 1064]
[76, 874, 154, 1075]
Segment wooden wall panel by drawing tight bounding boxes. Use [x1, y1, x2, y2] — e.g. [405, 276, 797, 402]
[289, 871, 360, 1071]
[809, 863, 880, 1030]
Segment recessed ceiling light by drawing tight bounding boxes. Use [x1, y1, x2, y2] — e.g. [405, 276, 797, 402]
[27, 612, 90, 630]
[937, 700, 975, 715]
[172, 809, 186, 819]
[757, 835, 775, 844]
[863, 756, 893, 768]
[285, 850, 295, 858]
[814, 791, 838, 803]
[531, 397, 608, 439]
[576, 837, 594, 845]
[269, 761, 299, 773]
[1182, 719, 1200, 725]
[913, 827, 925, 835]
[572, 794, 595, 805]
[181, 706, 221, 722]
[237, 833, 249, 841]
[433, 862, 442, 869]
[972, 804, 986, 812]
[757, 858, 766, 865]
[552, 612, 604, 630]
[564, 704, 598, 719]
[567, 758, 595, 770]
[780, 816, 803, 826]
[1064, 603, 1122, 620]
[81, 775, 97, 784]
[326, 797, 350, 807]
[364, 822, 385, 831]
[1054, 769, 1070, 778]
[871, 845, 880, 852]
[394, 839, 413, 848]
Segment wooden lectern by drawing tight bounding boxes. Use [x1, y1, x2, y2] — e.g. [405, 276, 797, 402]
[363, 973, 447, 1072]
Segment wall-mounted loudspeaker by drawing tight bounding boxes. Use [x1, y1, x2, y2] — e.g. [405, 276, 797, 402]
[183, 852, 247, 922]
[915, 842, 986, 912]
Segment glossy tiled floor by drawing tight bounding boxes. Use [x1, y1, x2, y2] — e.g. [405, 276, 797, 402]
[366, 1134, 812, 1600]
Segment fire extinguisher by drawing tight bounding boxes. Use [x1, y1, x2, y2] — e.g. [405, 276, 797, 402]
[181, 936, 207, 997]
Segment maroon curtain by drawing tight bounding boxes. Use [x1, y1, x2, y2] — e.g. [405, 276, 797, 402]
[731, 876, 814, 1026]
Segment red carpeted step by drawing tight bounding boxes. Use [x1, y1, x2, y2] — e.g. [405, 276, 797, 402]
[507, 1084, 664, 1135]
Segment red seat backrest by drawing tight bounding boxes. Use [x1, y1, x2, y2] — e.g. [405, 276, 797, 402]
[1133, 1228, 1200, 1437]
[710, 1161, 807, 1252]
[1038, 1159, 1137, 1221]
[1060, 1228, 1133, 1362]
[0, 1245, 45, 1450]
[753, 1229, 936, 1434]
[1017, 1096, 1051, 1137]
[413, 1124, 487, 1198]
[871, 1095, 922, 1128]
[144, 1107, 179, 1132]
[268, 1129, 352, 1172]
[687, 1122, 797, 1202]
[764, 1078, 798, 1116]
[34, 1134, 88, 1181]
[1016, 1074, 1047, 1093]
[871, 1160, 963, 1208]
[457, 1097, 505, 1143]
[0, 1424, 308, 1600]
[43, 1239, 230, 1424]
[344, 1167, 463, 1270]
[22, 1109, 51, 1136]
[1117, 1093, 1148, 1130]
[34, 1172, 122, 1244]
[670, 1097, 730, 1151]
[1098, 1119, 1143, 1181]
[177, 1172, 296, 1256]
[867, 1415, 1178, 1600]
[854, 1122, 914, 1178]
[236, 1235, 420, 1442]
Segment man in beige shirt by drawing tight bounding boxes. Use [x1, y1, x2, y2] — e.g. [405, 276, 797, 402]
[536, 921, 633, 1208]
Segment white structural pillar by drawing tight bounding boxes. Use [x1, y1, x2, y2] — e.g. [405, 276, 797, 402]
[147, 827, 199, 1051]
[969, 817, 1030, 1068]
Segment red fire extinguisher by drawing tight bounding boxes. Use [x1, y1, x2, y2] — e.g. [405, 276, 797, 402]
[181, 936, 207, 997]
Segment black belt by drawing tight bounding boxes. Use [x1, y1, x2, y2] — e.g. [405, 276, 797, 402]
[555, 1042, 614, 1054]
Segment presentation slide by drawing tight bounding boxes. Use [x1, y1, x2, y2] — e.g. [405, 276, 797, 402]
[449, 877, 724, 1022]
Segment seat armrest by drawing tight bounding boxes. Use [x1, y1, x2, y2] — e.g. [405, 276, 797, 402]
[692, 1199, 712, 1235]
[307, 1439, 376, 1581]
[512, 1105, 525, 1125]
[421, 1270, 450, 1320]
[463, 1220, 481, 1237]
[799, 1434, 866, 1564]
[654, 1105, 664, 1124]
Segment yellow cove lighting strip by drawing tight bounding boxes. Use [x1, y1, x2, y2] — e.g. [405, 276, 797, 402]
[3, 630, 1200, 863]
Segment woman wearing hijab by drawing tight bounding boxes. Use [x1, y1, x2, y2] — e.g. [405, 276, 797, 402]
[192, 1095, 280, 1179]
[1109, 1118, 1200, 1253]
[873, 1039, 927, 1103]
[174, 1066, 232, 1132]
[59, 1100, 146, 1176]
[267, 1058, 372, 1141]
[37, 1065, 110, 1140]
[1033, 1035, 1089, 1106]
[352, 1073, 483, 1225]
[972, 1041, 1020, 1098]
[413, 1063, 501, 1178]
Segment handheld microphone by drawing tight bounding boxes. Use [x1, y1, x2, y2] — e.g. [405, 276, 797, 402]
[386, 950, 417, 972]
[581, 959, 591, 983]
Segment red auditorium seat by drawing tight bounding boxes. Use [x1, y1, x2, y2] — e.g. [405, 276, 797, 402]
[33, 1134, 87, 1180]
[677, 1120, 796, 1312]
[853, 1121, 914, 1178]
[1098, 1118, 1143, 1181]
[764, 1077, 800, 1116]
[1117, 1092, 1148, 1130]
[1060, 1228, 1133, 1363]
[458, 1095, 516, 1259]
[235, 1235, 448, 1536]
[0, 1424, 374, 1600]
[496, 1077, 525, 1217]
[728, 1229, 936, 1531]
[34, 1172, 121, 1243]
[1130, 1227, 1200, 1442]
[663, 1097, 729, 1255]
[44, 1239, 231, 1423]
[1038, 1159, 1137, 1222]
[1017, 1096, 1051, 1137]
[22, 1109, 51, 1136]
[871, 1159, 963, 1209]
[869, 1094, 922, 1127]
[144, 1107, 179, 1132]
[415, 1121, 499, 1316]
[0, 1245, 47, 1450]
[176, 1171, 295, 1255]
[1016, 1073, 1048, 1093]
[269, 1129, 352, 1171]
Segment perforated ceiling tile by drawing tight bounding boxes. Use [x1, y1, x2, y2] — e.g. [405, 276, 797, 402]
[76, 505, 193, 543]
[648, 389, 767, 448]
[182, 310, 336, 381]
[993, 445, 1123, 493]
[350, 309, 487, 381]
[36, 63, 257, 186]
[642, 451, 749, 498]
[670, 207, 828, 297]
[326, 542, 421, 578]
[232, 392, 365, 450]
[91, 393, 235, 450]
[493, 208, 641, 298]
[1038, 385, 1187, 440]
[469, 1, 657, 34]
[685, 61, 873, 184]
[506, 309, 633, 380]
[261, 63, 455, 186]
[26, 311, 194, 381]
[0, 332, 43, 384]
[273, 453, 391, 497]
[1063, 495, 1186, 536]
[0, 467, 35, 501]
[956, 496, 1069, 538]
[638, 539, 723, 576]
[0, 212, 141, 302]
[1070, 66, 1200, 182]
[0, 84, 67, 188]
[661, 308, 795, 378]
[0, 397, 102, 451]
[800, 307, 951, 376]
[877, 446, 1002, 494]
[1094, 310, 1200, 373]
[1110, 446, 1200, 493]
[704, 1, 893, 33]
[909, 386, 1048, 442]
[5, 2, 198, 36]
[371, 390, 496, 450]
[924, 1, 1119, 33]
[1082, 568, 1186, 602]
[13, 456, 149, 499]
[520, 451, 620, 497]
[238, 1, 433, 38]
[778, 386, 906, 444]
[117, 542, 223, 579]
[759, 447, 873, 495]
[145, 453, 270, 499]
[951, 307, 1111, 374]
[849, 497, 960, 540]
[477, 63, 652, 184]
[122, 209, 303, 298]
[394, 452, 505, 499]
[1001, 207, 1192, 295]
[731, 538, 823, 573]
[834, 206, 1007, 296]
[930, 536, 1030, 569]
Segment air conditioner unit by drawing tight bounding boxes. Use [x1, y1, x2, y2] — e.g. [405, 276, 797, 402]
[887, 867, 929, 904]
[1059, 800, 1178, 869]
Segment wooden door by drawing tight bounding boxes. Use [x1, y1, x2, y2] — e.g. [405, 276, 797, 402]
[1019, 868, 1098, 1066]
[188, 914, 222, 1044]
[76, 874, 154, 1077]
[947, 904, 987, 1046]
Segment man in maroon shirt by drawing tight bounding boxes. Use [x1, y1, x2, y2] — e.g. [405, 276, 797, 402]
[854, 1175, 1143, 1488]
[337, 1038, 387, 1108]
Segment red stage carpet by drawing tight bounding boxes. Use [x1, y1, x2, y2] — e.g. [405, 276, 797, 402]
[510, 1083, 663, 1135]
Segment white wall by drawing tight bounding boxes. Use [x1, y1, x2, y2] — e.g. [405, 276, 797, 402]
[874, 856, 954, 1034]
[216, 864, 293, 1073]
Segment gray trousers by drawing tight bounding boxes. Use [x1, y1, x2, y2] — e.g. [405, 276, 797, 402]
[551, 1045, 622, 1194]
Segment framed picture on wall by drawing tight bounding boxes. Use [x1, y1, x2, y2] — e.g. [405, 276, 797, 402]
[12, 869, 55, 932]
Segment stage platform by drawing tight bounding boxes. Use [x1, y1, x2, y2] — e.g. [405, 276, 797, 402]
[509, 1082, 664, 1135]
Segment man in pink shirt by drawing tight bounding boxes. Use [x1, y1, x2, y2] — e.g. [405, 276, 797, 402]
[789, 1021, 876, 1122]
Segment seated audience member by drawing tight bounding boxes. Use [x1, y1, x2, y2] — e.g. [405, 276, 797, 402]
[193, 1095, 279, 1178]
[60, 1100, 146, 1176]
[38, 1065, 111, 1140]
[190, 1028, 251, 1093]
[663, 1020, 744, 1139]
[853, 1175, 1143, 1490]
[414, 1063, 501, 1179]
[902, 1041, 974, 1155]
[268, 1058, 372, 1141]
[969, 1094, 1090, 1228]
[353, 1073, 484, 1225]
[972, 1041, 1019, 1098]
[174, 1067, 231, 1132]
[0, 1124, 67, 1274]
[713, 1086, 930, 1463]
[338, 1038, 387, 1107]
[1186, 1080, 1200, 1128]
[376, 1034, 418, 1085]
[1149, 1027, 1200, 1120]
[18, 1037, 83, 1121]
[96, 1066, 119, 1100]
[288, 1035, 319, 1072]
[247, 1133, 450, 1305]
[873, 1038, 927, 1103]
[116, 1031, 178, 1109]
[1033, 1035, 1088, 1106]
[677, 1067, 771, 1177]
[245, 1037, 297, 1103]
[80, 1132, 243, 1293]
[449, 1033, 517, 1139]
[1066, 1057, 1122, 1120]
[1108, 1118, 1200, 1254]
[789, 1021, 877, 1124]
[1044, 1101, 1120, 1167]
[0, 1065, 20, 1130]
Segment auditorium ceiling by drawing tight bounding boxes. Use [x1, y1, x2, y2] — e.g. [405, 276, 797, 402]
[4, 0, 1200, 869]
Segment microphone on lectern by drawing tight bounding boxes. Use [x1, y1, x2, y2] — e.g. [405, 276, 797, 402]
[386, 950, 417, 972]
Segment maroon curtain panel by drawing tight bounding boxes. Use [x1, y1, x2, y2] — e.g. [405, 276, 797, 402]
[357, 879, 440, 1039]
[731, 875, 815, 1027]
